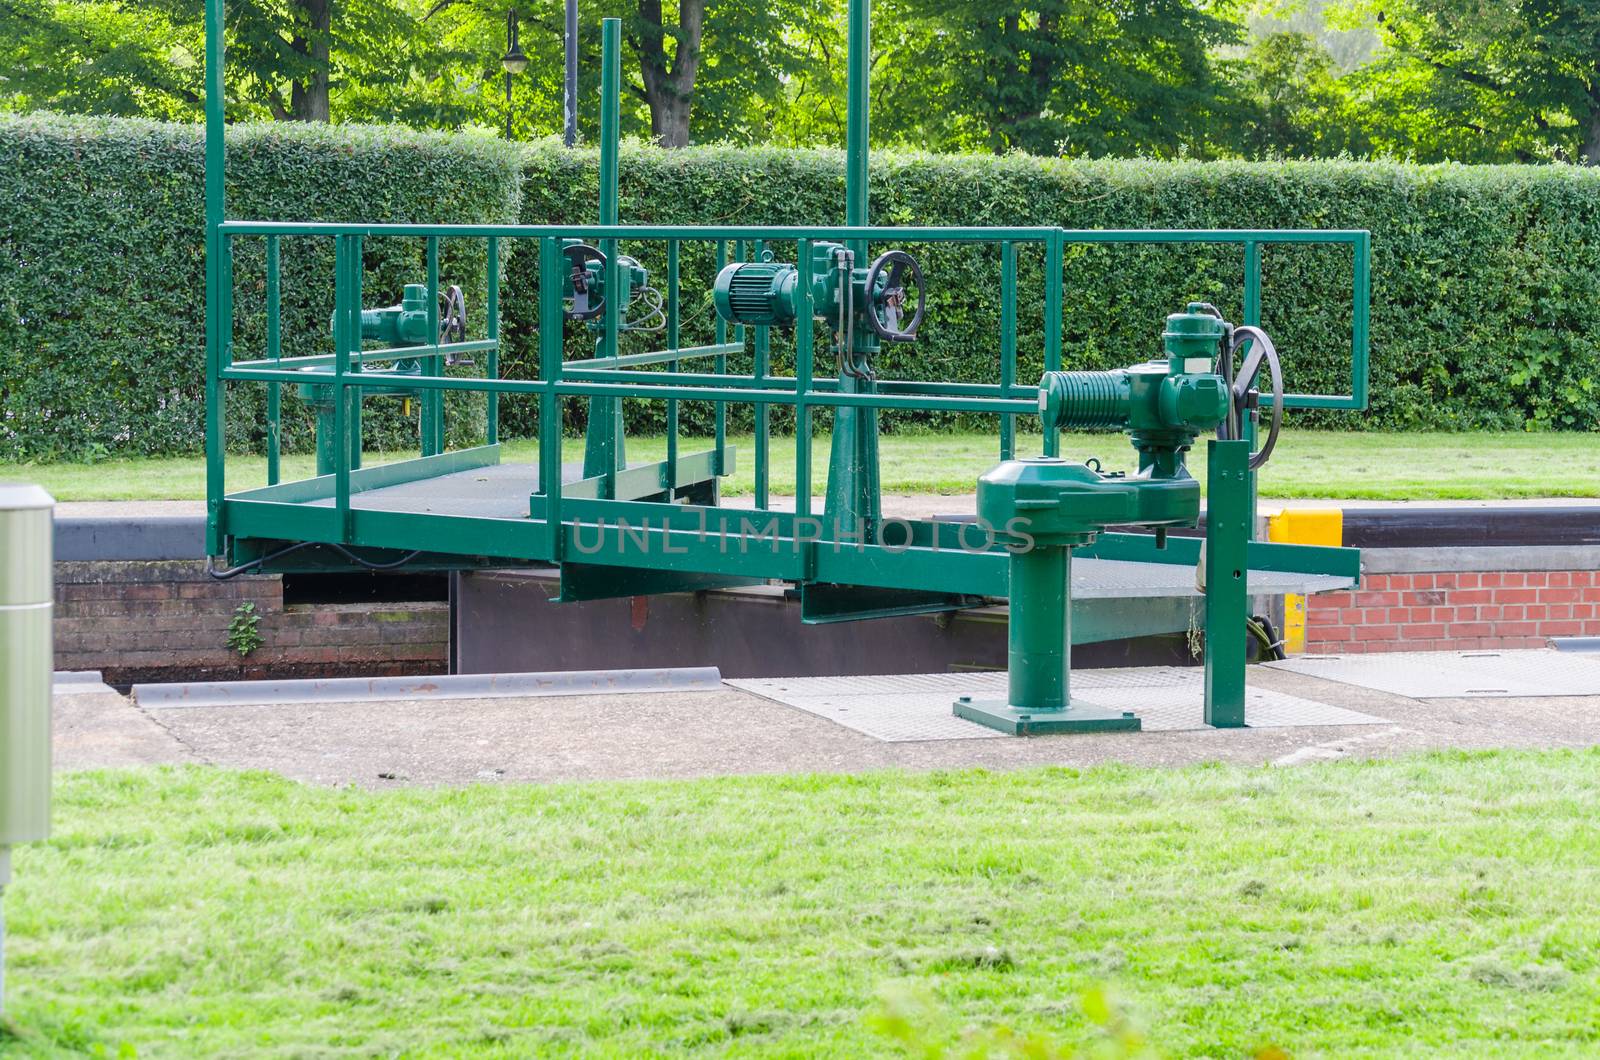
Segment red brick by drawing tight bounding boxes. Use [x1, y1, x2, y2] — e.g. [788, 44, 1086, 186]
[1547, 572, 1571, 588]
[1355, 625, 1401, 641]
[1477, 605, 1502, 621]
[1501, 606, 1524, 621]
[1540, 620, 1584, 636]
[1495, 621, 1539, 637]
[1412, 574, 1435, 590]
[1541, 588, 1582, 604]
[1523, 572, 1549, 587]
[1355, 591, 1400, 607]
[1408, 589, 1448, 606]
[1406, 623, 1446, 638]
[1454, 589, 1493, 604]
[1448, 622, 1492, 637]
[1386, 574, 1414, 590]
[1496, 588, 1539, 604]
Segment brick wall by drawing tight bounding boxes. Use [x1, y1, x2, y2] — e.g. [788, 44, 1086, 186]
[1305, 570, 1600, 653]
[54, 560, 447, 683]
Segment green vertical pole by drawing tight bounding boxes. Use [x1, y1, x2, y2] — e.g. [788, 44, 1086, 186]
[822, 0, 881, 537]
[348, 235, 363, 473]
[1043, 232, 1063, 458]
[1352, 232, 1370, 410]
[1204, 438, 1251, 727]
[999, 241, 1016, 461]
[486, 236, 500, 446]
[795, 240, 814, 519]
[423, 236, 442, 457]
[1007, 546, 1070, 710]
[583, 16, 626, 487]
[203, 0, 226, 556]
[333, 236, 353, 542]
[538, 237, 565, 560]
[714, 240, 729, 475]
[665, 239, 680, 497]
[845, 0, 868, 244]
[265, 235, 281, 485]
[754, 238, 770, 510]
[1241, 240, 1261, 538]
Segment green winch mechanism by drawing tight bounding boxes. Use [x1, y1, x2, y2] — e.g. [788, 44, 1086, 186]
[954, 302, 1283, 735]
[301, 282, 468, 475]
[561, 241, 661, 330]
[714, 242, 925, 378]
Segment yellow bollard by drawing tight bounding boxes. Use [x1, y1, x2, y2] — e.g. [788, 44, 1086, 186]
[1266, 508, 1342, 653]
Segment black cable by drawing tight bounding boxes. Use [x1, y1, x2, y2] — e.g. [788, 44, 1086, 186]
[207, 541, 424, 580]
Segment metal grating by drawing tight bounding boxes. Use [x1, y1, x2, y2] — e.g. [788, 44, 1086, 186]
[1266, 649, 1600, 699]
[726, 668, 1388, 742]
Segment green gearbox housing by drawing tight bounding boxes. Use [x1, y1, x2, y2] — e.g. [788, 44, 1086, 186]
[713, 241, 882, 330]
[986, 302, 1234, 540]
[302, 283, 439, 407]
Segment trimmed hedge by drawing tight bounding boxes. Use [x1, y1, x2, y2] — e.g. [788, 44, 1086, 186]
[0, 115, 522, 459]
[504, 144, 1600, 436]
[4, 118, 1599, 460]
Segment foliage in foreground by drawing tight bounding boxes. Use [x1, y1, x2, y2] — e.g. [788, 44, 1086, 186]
[3, 751, 1598, 1056]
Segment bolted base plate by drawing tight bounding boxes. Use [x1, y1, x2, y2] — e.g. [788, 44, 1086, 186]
[952, 698, 1142, 737]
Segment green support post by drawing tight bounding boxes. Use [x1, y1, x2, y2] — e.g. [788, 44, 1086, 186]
[1204, 438, 1252, 727]
[203, 0, 225, 557]
[822, 0, 882, 537]
[266, 235, 281, 485]
[954, 459, 1141, 736]
[583, 17, 627, 490]
[423, 236, 443, 457]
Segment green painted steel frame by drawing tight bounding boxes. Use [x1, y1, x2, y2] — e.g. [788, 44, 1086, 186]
[203, 0, 1369, 672]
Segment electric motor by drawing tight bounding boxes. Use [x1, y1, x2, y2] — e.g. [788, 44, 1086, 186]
[713, 261, 800, 327]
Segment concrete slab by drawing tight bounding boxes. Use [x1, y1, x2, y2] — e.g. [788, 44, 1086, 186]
[1267, 649, 1600, 698]
[53, 691, 191, 770]
[727, 669, 1387, 742]
[111, 666, 1599, 787]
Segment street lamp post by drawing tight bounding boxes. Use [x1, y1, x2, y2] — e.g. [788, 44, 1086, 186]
[502, 8, 529, 140]
[564, 0, 577, 146]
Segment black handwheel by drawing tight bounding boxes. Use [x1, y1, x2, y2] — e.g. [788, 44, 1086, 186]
[439, 284, 467, 341]
[864, 250, 925, 341]
[1214, 324, 1284, 471]
[439, 285, 473, 366]
[563, 243, 606, 321]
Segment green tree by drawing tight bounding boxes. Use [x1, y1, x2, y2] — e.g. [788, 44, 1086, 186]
[1236, 30, 1369, 157]
[865, 0, 1250, 157]
[1342, 0, 1600, 162]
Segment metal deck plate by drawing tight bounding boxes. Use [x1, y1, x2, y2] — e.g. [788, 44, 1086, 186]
[1266, 649, 1600, 699]
[307, 462, 545, 519]
[726, 668, 1387, 742]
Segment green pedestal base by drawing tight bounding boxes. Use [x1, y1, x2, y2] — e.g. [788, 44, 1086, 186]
[953, 698, 1142, 736]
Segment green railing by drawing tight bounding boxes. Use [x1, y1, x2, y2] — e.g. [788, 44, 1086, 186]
[211, 222, 1369, 557]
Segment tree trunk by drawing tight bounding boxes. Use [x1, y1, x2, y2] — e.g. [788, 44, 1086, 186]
[1583, 89, 1600, 164]
[287, 0, 332, 121]
[636, 0, 705, 147]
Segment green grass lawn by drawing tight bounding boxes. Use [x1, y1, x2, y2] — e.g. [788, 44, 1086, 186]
[5, 430, 1599, 503]
[4, 752, 1598, 1057]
